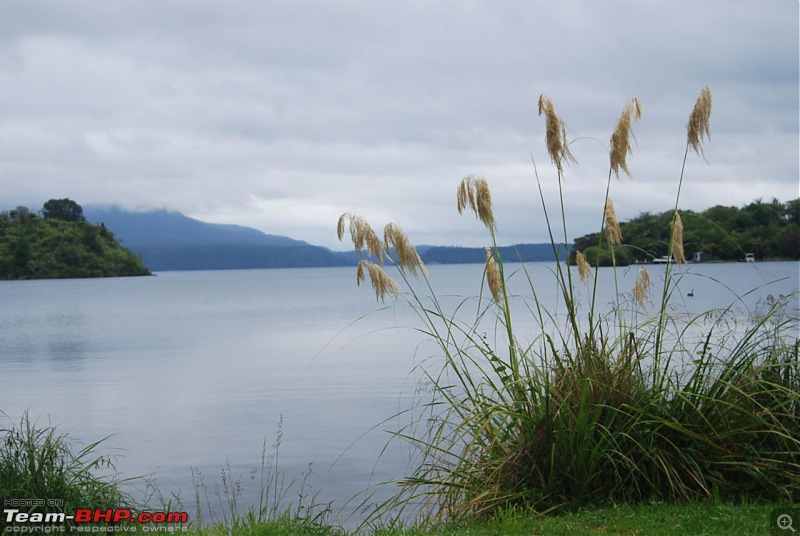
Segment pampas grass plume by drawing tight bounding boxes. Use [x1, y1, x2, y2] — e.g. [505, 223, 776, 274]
[338, 212, 384, 265]
[604, 198, 623, 246]
[484, 247, 502, 302]
[538, 94, 576, 175]
[633, 267, 651, 306]
[576, 251, 593, 284]
[610, 97, 642, 178]
[458, 174, 496, 230]
[384, 223, 427, 277]
[687, 86, 712, 157]
[671, 213, 686, 264]
[357, 259, 401, 302]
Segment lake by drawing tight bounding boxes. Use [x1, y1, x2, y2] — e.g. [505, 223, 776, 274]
[1, 261, 798, 526]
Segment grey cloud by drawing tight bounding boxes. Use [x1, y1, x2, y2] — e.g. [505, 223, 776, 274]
[0, 1, 796, 250]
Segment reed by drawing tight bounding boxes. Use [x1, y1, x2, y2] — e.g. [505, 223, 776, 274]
[337, 87, 800, 527]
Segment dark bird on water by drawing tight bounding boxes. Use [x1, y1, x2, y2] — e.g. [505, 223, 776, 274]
[687, 289, 694, 297]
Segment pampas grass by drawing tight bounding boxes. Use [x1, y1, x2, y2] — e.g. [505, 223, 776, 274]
[356, 259, 401, 302]
[671, 212, 686, 263]
[632, 267, 651, 306]
[603, 198, 623, 246]
[576, 251, 592, 284]
[687, 85, 713, 157]
[338, 212, 384, 265]
[384, 222, 427, 278]
[538, 94, 576, 175]
[484, 246, 502, 302]
[337, 86, 799, 529]
[457, 174, 495, 231]
[610, 97, 642, 178]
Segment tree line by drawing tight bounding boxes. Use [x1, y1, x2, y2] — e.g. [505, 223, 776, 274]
[571, 198, 800, 266]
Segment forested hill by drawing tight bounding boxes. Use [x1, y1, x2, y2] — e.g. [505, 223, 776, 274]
[572, 198, 800, 266]
[0, 200, 151, 280]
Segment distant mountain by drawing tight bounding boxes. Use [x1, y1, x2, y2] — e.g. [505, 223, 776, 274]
[84, 206, 354, 271]
[84, 206, 564, 271]
[85, 207, 309, 248]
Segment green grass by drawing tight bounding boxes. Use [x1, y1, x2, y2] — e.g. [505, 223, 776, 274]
[180, 501, 786, 535]
[406, 502, 781, 536]
[0, 411, 135, 527]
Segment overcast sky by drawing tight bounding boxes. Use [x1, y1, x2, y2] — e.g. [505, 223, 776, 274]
[1, 1, 797, 250]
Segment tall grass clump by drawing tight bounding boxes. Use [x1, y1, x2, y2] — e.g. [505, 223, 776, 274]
[0, 411, 133, 521]
[337, 87, 800, 526]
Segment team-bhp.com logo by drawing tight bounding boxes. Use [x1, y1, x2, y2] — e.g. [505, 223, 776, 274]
[3, 506, 188, 532]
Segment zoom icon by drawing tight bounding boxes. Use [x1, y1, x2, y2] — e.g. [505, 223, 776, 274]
[773, 509, 800, 535]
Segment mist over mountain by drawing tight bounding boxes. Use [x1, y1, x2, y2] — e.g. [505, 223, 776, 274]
[85, 207, 309, 248]
[84, 206, 561, 271]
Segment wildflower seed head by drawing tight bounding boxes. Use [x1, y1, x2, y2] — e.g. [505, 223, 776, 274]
[610, 97, 642, 178]
[384, 223, 427, 277]
[687, 86, 712, 157]
[633, 268, 651, 306]
[484, 247, 503, 302]
[576, 250, 593, 284]
[337, 212, 384, 265]
[357, 259, 401, 302]
[538, 94, 576, 175]
[671, 213, 686, 264]
[457, 174, 495, 230]
[603, 198, 623, 246]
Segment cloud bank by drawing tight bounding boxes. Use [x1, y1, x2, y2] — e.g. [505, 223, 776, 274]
[1, 1, 797, 249]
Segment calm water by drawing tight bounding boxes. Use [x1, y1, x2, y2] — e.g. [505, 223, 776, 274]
[1, 261, 798, 524]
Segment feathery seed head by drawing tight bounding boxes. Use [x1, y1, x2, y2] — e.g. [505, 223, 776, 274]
[457, 178, 475, 215]
[357, 259, 401, 302]
[336, 213, 347, 242]
[484, 247, 503, 302]
[356, 258, 366, 286]
[603, 198, 623, 246]
[457, 174, 495, 230]
[384, 223, 427, 277]
[639, 267, 650, 287]
[538, 94, 576, 175]
[671, 213, 686, 264]
[337, 212, 384, 265]
[633, 268, 651, 306]
[576, 251, 593, 284]
[687, 86, 712, 157]
[610, 97, 642, 178]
